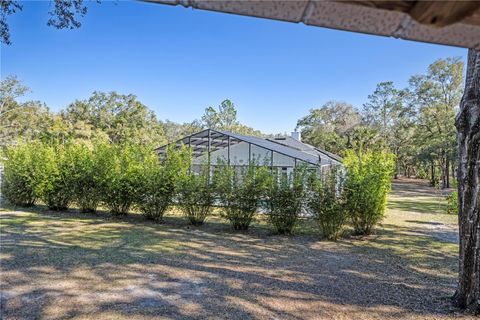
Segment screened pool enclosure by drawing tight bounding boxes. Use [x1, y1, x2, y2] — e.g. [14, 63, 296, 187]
[155, 129, 343, 176]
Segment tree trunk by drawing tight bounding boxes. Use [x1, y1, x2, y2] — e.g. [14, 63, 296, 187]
[394, 147, 399, 179]
[446, 157, 450, 189]
[431, 160, 436, 186]
[454, 49, 480, 312]
[452, 160, 457, 184]
[441, 151, 447, 189]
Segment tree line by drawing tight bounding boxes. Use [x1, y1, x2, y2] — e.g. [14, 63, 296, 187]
[0, 76, 263, 150]
[1, 56, 462, 189]
[297, 57, 463, 189]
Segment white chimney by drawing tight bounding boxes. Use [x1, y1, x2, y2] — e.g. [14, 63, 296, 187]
[291, 131, 301, 141]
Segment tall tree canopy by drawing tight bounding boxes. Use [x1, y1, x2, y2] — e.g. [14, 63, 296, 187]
[0, 76, 52, 147]
[296, 101, 361, 155]
[363, 81, 414, 177]
[363, 81, 406, 146]
[0, 76, 266, 149]
[161, 119, 203, 143]
[296, 57, 463, 187]
[62, 91, 166, 146]
[408, 57, 464, 187]
[1, 0, 93, 45]
[200, 99, 262, 136]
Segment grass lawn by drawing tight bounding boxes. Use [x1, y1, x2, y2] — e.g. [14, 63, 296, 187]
[0, 178, 470, 319]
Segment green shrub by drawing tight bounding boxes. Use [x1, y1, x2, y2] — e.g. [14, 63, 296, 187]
[2, 142, 43, 207]
[267, 167, 306, 235]
[343, 150, 395, 235]
[308, 169, 346, 240]
[137, 146, 191, 222]
[214, 161, 271, 230]
[98, 144, 145, 216]
[35, 143, 75, 211]
[177, 166, 214, 226]
[62, 142, 100, 213]
[446, 190, 458, 215]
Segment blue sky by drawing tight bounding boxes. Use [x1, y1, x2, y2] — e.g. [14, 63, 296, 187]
[1, 1, 467, 134]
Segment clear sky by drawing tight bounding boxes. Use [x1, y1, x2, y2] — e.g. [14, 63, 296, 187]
[1, 0, 467, 134]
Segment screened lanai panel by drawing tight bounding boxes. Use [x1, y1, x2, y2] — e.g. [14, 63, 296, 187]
[156, 129, 334, 167]
[272, 151, 295, 167]
[155, 129, 243, 158]
[218, 131, 320, 165]
[194, 140, 250, 165]
[250, 144, 272, 166]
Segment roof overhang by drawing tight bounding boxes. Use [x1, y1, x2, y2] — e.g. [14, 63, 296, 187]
[146, 0, 480, 49]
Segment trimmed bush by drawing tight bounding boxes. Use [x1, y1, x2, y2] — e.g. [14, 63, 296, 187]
[177, 166, 214, 226]
[267, 167, 306, 235]
[2, 142, 43, 207]
[214, 161, 271, 230]
[308, 169, 346, 240]
[137, 146, 191, 222]
[98, 144, 145, 216]
[343, 150, 395, 235]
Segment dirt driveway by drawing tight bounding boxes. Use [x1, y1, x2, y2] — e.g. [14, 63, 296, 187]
[0, 179, 468, 319]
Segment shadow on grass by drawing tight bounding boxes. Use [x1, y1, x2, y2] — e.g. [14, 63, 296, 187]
[0, 203, 460, 319]
[405, 220, 445, 226]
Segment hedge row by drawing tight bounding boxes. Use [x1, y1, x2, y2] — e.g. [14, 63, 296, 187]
[1, 141, 395, 238]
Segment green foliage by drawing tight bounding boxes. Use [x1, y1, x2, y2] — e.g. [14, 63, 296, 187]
[0, 1, 23, 45]
[307, 169, 346, 240]
[267, 167, 306, 235]
[137, 146, 191, 222]
[64, 142, 102, 213]
[63, 91, 166, 146]
[296, 101, 361, 156]
[363, 81, 405, 145]
[214, 161, 271, 230]
[344, 150, 395, 235]
[1, 142, 43, 206]
[27, 143, 73, 210]
[98, 143, 146, 216]
[177, 166, 214, 226]
[2, 0, 93, 45]
[34, 143, 77, 211]
[408, 57, 463, 188]
[446, 190, 458, 215]
[200, 99, 263, 136]
[0, 76, 52, 148]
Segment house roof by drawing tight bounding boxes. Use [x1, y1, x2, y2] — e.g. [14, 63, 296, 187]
[147, 0, 480, 50]
[267, 136, 343, 163]
[155, 129, 342, 166]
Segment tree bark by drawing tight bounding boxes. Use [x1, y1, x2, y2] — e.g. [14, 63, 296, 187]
[446, 157, 450, 189]
[454, 49, 480, 312]
[431, 160, 436, 186]
[441, 151, 448, 189]
[452, 160, 457, 183]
